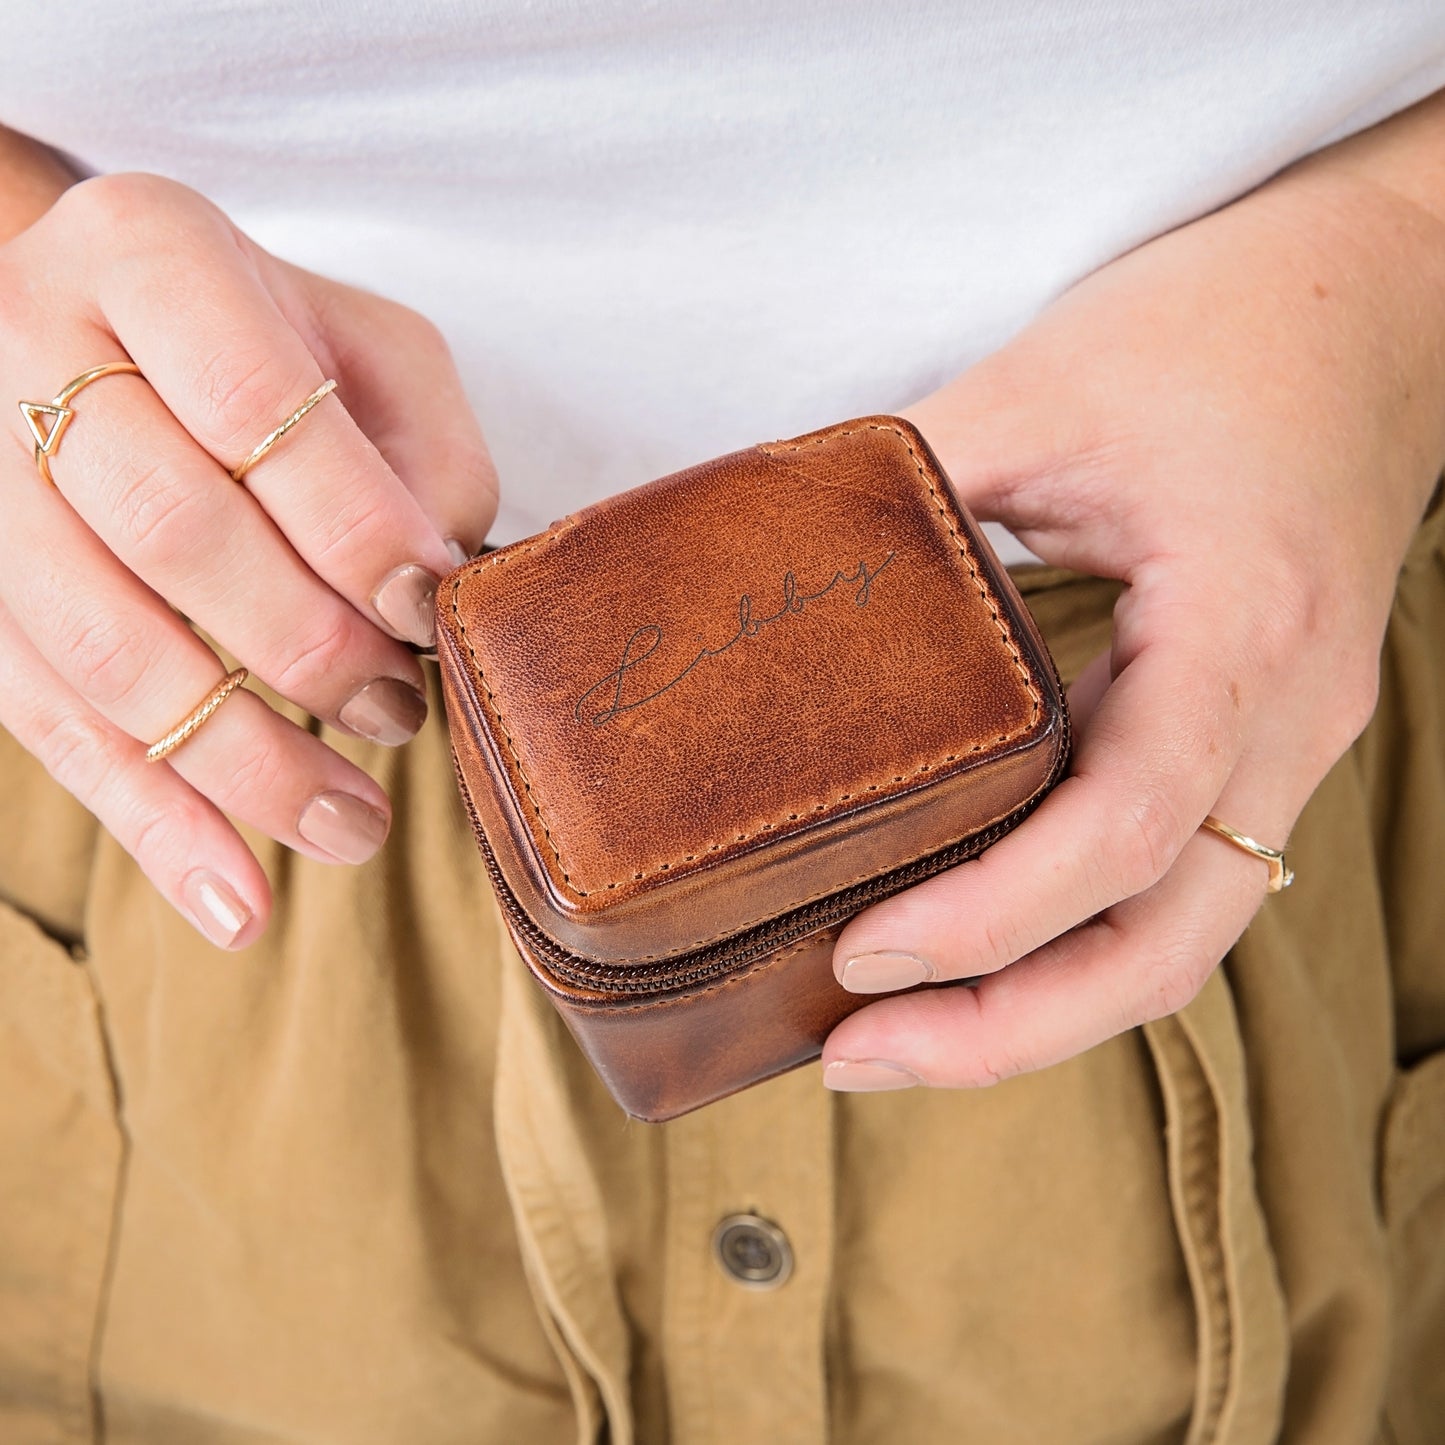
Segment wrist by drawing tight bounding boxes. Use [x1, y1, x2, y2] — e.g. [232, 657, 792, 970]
[1260, 150, 1445, 537]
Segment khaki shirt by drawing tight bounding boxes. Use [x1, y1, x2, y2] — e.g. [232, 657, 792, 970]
[2, 495, 1442, 1444]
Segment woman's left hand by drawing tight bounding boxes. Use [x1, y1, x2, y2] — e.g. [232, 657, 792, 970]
[823, 89, 1445, 1091]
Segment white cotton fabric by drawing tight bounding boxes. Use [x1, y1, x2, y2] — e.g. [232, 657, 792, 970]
[3, 1, 1444, 561]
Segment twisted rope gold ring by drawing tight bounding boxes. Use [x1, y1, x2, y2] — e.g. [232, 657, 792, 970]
[146, 668, 250, 764]
[230, 378, 338, 481]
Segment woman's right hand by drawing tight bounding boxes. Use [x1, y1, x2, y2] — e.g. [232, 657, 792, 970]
[0, 170, 498, 947]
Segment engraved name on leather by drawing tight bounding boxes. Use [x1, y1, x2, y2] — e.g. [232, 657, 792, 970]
[574, 552, 897, 728]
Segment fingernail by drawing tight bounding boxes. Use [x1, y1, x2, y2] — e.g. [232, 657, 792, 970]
[839, 951, 935, 993]
[180, 869, 251, 948]
[338, 676, 428, 746]
[445, 537, 471, 568]
[297, 791, 390, 864]
[371, 564, 439, 649]
[824, 1059, 926, 1092]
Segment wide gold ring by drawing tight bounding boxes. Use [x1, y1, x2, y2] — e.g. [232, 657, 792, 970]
[230, 378, 338, 482]
[1200, 814, 1294, 893]
[18, 361, 145, 487]
[145, 668, 250, 764]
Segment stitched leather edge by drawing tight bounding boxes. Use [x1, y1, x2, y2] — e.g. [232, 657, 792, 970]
[450, 420, 1047, 897]
[452, 724, 1064, 973]
[761, 422, 1041, 716]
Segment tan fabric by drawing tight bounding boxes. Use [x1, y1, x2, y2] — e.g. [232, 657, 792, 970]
[1, 493, 1442, 1444]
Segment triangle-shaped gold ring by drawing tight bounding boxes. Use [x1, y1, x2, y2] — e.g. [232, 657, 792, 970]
[18, 400, 74, 455]
[17, 360, 143, 486]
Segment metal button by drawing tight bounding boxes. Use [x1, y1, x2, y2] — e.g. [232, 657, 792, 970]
[711, 1213, 794, 1290]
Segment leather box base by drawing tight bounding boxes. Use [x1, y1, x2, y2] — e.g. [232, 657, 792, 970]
[439, 416, 1069, 1120]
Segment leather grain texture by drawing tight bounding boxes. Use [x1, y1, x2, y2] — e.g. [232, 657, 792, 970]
[439, 416, 1069, 1119]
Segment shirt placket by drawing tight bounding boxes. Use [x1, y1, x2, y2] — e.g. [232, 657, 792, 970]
[660, 1066, 834, 1445]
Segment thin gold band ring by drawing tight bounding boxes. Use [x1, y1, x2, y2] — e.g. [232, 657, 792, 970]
[230, 378, 338, 481]
[19, 361, 145, 487]
[1200, 814, 1294, 893]
[145, 668, 250, 764]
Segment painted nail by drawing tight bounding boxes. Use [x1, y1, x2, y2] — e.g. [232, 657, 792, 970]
[297, 791, 390, 864]
[824, 1059, 926, 1092]
[839, 950, 935, 993]
[445, 537, 471, 568]
[371, 564, 439, 649]
[180, 869, 251, 948]
[338, 677, 428, 747]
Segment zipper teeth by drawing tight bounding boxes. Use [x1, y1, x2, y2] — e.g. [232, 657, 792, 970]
[452, 683, 1070, 998]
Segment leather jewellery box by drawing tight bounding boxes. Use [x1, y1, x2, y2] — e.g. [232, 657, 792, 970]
[437, 416, 1070, 1121]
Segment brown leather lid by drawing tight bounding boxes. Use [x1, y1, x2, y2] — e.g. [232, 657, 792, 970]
[439, 417, 1065, 965]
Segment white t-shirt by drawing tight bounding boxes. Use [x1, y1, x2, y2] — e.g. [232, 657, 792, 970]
[4, 1, 1444, 560]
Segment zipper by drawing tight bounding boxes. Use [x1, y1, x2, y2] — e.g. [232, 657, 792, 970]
[451, 691, 1070, 999]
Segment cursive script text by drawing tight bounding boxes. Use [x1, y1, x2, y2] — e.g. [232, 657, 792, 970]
[574, 552, 896, 727]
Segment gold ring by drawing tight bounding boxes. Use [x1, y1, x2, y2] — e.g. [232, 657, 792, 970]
[1200, 814, 1294, 893]
[230, 378, 338, 482]
[19, 361, 145, 487]
[145, 668, 250, 764]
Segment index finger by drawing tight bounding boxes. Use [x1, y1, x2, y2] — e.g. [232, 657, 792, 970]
[84, 177, 455, 648]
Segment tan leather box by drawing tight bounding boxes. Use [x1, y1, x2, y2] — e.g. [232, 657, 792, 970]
[437, 417, 1069, 1120]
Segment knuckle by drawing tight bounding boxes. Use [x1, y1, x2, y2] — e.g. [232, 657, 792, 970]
[218, 730, 291, 806]
[400, 304, 450, 355]
[31, 706, 119, 799]
[952, 988, 1033, 1087]
[193, 346, 296, 453]
[1109, 787, 1183, 899]
[1235, 555, 1332, 682]
[268, 612, 358, 700]
[1136, 946, 1213, 1023]
[125, 793, 208, 877]
[359, 288, 450, 354]
[1333, 668, 1382, 750]
[1260, 556, 1319, 645]
[438, 435, 499, 509]
[304, 486, 394, 571]
[108, 456, 204, 566]
[61, 604, 155, 711]
[52, 171, 193, 244]
[49, 173, 128, 230]
[976, 909, 1030, 973]
[963, 1049, 1018, 1089]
